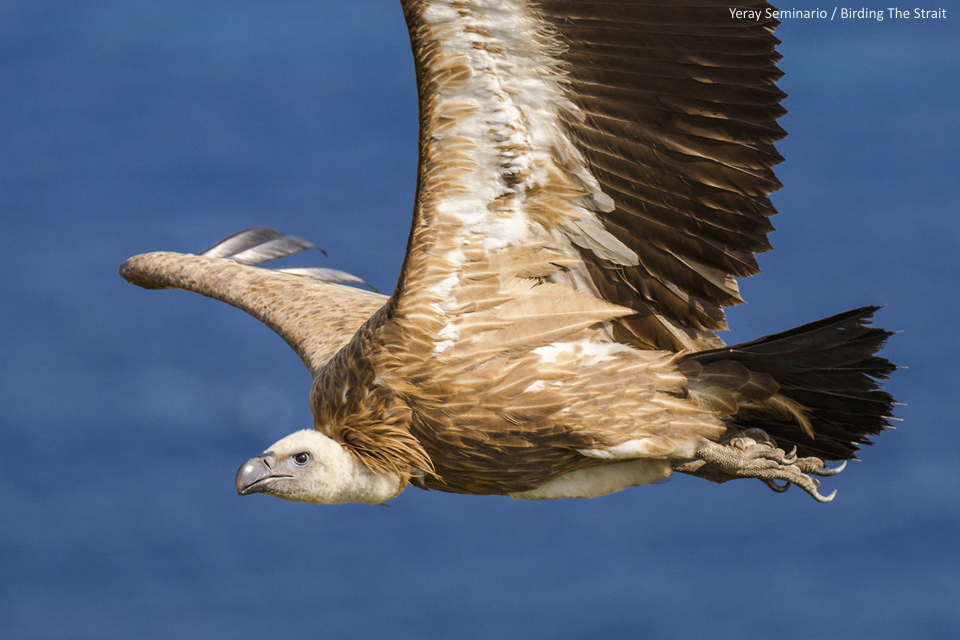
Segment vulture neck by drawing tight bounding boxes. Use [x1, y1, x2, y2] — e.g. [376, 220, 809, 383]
[321, 439, 406, 505]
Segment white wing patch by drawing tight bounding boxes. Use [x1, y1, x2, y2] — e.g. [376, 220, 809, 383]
[422, 0, 635, 261]
[533, 338, 638, 366]
[413, 0, 639, 357]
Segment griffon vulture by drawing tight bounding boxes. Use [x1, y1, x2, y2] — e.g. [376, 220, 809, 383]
[121, 0, 897, 505]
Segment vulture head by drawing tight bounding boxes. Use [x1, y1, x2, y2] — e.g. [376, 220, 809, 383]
[235, 429, 402, 505]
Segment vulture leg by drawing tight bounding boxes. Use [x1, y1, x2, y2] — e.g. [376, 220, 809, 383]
[672, 429, 845, 503]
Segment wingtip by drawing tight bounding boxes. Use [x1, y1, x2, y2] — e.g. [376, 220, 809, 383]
[118, 256, 137, 282]
[119, 252, 175, 289]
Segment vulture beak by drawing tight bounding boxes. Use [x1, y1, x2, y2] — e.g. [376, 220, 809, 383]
[236, 452, 287, 496]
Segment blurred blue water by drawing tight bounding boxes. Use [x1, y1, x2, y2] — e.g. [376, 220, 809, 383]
[1, 2, 958, 638]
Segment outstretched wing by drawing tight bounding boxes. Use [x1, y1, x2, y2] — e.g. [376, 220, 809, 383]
[121, 228, 387, 375]
[390, 0, 784, 353]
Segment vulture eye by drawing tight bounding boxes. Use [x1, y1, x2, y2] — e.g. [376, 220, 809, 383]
[293, 452, 310, 466]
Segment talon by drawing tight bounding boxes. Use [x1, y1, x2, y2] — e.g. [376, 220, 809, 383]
[742, 428, 775, 446]
[811, 489, 837, 504]
[764, 479, 790, 493]
[810, 460, 847, 477]
[782, 446, 797, 464]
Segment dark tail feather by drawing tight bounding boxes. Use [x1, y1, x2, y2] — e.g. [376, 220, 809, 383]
[682, 307, 897, 461]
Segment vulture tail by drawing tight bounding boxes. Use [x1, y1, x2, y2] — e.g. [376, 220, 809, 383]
[680, 307, 897, 461]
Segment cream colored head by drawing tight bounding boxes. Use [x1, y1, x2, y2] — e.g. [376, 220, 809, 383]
[235, 429, 403, 505]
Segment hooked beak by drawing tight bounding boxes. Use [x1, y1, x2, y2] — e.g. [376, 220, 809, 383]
[236, 452, 289, 496]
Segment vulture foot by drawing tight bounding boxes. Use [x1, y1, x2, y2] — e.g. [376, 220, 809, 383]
[672, 430, 845, 503]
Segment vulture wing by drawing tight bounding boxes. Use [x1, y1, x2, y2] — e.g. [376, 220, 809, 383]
[388, 0, 784, 354]
[121, 228, 387, 375]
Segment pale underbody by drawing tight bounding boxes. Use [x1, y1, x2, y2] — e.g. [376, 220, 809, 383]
[508, 458, 672, 500]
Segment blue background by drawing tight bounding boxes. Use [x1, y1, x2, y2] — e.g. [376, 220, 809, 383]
[2, 2, 958, 638]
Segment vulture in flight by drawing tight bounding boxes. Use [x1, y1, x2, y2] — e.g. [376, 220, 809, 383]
[121, 0, 896, 505]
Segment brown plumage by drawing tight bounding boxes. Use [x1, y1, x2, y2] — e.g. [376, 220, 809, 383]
[121, 1, 896, 505]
